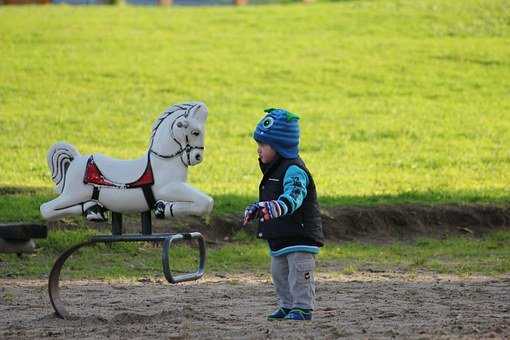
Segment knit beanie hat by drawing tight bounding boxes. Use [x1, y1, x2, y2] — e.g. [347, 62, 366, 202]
[253, 108, 300, 159]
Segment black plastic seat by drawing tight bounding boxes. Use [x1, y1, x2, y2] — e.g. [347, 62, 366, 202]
[0, 223, 47, 240]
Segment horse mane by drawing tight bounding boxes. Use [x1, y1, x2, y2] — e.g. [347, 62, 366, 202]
[148, 103, 198, 147]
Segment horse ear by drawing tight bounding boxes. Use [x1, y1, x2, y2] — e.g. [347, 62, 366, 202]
[191, 103, 208, 122]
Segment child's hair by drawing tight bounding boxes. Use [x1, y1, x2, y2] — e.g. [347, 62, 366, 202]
[253, 108, 300, 158]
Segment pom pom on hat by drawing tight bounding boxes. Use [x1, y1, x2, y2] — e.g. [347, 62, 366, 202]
[253, 108, 300, 158]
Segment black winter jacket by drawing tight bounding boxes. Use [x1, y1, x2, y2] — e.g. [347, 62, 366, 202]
[257, 156, 324, 248]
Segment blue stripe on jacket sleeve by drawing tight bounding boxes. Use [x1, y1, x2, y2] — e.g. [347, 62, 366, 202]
[277, 165, 309, 215]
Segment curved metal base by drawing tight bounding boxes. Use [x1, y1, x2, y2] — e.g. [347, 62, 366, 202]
[48, 233, 206, 319]
[48, 240, 96, 319]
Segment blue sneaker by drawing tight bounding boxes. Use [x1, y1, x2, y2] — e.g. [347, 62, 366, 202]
[284, 308, 312, 321]
[267, 307, 291, 320]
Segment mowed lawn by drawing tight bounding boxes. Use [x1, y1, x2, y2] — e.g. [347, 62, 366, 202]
[1, 0, 509, 221]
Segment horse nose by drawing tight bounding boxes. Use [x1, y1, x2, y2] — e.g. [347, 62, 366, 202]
[195, 154, 201, 161]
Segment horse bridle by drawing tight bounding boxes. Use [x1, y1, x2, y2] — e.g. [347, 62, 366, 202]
[149, 109, 204, 167]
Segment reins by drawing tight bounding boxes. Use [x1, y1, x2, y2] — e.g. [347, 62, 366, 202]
[148, 104, 204, 167]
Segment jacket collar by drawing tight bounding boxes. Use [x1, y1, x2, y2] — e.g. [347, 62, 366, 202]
[259, 155, 282, 176]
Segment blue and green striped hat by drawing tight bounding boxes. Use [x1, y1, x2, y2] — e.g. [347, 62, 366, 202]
[253, 108, 300, 158]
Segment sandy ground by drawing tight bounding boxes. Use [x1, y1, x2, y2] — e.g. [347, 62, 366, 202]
[1, 272, 509, 339]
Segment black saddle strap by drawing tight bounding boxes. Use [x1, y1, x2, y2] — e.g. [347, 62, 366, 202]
[142, 185, 156, 209]
[92, 186, 100, 201]
[90, 185, 155, 211]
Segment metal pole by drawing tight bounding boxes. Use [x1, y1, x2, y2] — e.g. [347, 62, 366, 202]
[112, 212, 122, 235]
[141, 211, 152, 235]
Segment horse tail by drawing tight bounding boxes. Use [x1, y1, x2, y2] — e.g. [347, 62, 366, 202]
[47, 142, 80, 194]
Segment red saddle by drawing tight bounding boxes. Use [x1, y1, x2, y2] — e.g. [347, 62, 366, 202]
[83, 156, 154, 189]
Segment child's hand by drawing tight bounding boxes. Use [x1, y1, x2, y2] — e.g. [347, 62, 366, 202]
[258, 200, 283, 222]
[243, 203, 260, 226]
[243, 200, 284, 226]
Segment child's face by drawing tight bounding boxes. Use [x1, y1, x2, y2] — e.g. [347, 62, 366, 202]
[257, 142, 277, 164]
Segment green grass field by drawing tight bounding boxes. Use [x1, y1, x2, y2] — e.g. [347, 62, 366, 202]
[1, 0, 509, 221]
[1, 229, 509, 278]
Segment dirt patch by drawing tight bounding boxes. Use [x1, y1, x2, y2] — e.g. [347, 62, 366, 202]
[49, 204, 510, 243]
[12, 205, 508, 338]
[320, 204, 510, 242]
[1, 273, 509, 339]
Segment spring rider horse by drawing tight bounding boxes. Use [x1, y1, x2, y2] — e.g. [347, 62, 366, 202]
[40, 101, 213, 319]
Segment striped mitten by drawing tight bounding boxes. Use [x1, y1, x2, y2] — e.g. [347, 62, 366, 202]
[258, 200, 284, 222]
[243, 203, 260, 226]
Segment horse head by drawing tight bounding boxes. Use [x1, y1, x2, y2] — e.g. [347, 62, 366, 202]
[150, 102, 208, 167]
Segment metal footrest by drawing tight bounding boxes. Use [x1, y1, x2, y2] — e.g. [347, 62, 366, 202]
[162, 232, 206, 284]
[48, 232, 206, 319]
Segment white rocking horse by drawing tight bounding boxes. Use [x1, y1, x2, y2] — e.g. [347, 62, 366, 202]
[40, 102, 213, 222]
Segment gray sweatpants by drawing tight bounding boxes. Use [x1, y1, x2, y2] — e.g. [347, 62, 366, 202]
[271, 252, 316, 310]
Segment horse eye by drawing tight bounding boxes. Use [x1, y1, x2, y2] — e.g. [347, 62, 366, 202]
[176, 121, 189, 129]
[191, 130, 200, 136]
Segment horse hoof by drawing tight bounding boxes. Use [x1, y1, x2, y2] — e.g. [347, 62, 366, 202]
[84, 205, 108, 222]
[154, 200, 166, 219]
